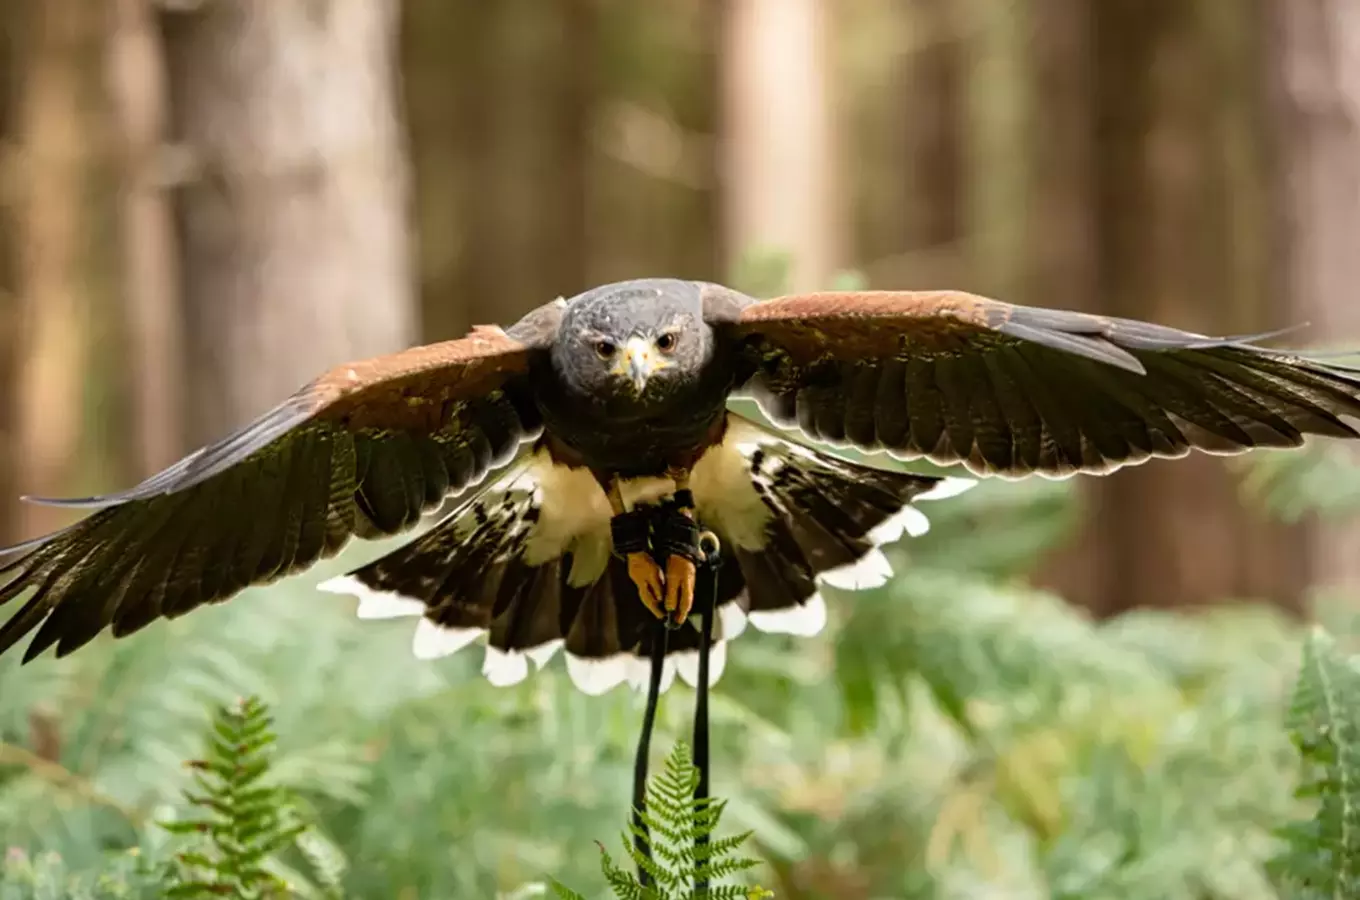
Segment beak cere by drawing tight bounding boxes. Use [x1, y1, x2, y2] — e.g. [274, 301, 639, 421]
[617, 337, 660, 393]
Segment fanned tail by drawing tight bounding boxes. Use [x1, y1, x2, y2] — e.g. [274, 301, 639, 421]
[320, 414, 975, 694]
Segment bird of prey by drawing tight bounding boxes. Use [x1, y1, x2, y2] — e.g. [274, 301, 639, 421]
[3, 278, 1360, 694]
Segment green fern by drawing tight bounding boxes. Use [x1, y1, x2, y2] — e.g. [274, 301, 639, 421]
[1270, 627, 1360, 898]
[158, 696, 320, 899]
[546, 878, 588, 900]
[551, 742, 770, 900]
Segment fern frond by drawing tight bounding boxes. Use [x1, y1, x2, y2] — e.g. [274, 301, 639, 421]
[598, 742, 764, 898]
[598, 841, 650, 899]
[694, 854, 761, 883]
[706, 887, 770, 900]
[620, 831, 675, 891]
[1270, 627, 1360, 897]
[157, 696, 338, 899]
[693, 831, 752, 865]
[547, 877, 590, 900]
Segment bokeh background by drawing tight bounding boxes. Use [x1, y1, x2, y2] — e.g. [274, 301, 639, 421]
[1, 1, 1360, 897]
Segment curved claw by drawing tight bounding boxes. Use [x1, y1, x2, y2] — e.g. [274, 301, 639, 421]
[663, 554, 697, 628]
[626, 552, 665, 619]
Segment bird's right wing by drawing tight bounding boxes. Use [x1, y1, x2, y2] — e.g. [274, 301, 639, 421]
[0, 298, 566, 662]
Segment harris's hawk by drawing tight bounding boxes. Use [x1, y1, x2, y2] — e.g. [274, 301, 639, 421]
[2, 279, 1359, 693]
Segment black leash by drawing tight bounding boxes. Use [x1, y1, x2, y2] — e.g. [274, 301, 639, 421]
[622, 502, 722, 891]
[691, 534, 721, 894]
[630, 616, 669, 876]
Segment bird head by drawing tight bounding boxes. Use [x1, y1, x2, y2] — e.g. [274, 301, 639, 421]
[554, 279, 714, 405]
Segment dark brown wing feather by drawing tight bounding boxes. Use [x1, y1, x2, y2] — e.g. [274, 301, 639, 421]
[0, 300, 565, 662]
[724, 289, 1360, 477]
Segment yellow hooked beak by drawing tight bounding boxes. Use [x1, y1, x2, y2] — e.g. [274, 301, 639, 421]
[612, 336, 670, 393]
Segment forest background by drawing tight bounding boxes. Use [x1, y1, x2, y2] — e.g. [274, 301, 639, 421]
[1, 1, 1360, 897]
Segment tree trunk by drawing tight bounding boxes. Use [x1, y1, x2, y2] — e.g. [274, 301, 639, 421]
[11, 0, 99, 540]
[401, 0, 482, 342]
[1059, 0, 1308, 616]
[402, 0, 596, 341]
[162, 0, 416, 445]
[106, 0, 183, 476]
[1271, 0, 1360, 594]
[1024, 0, 1094, 312]
[0, 2, 20, 544]
[897, 0, 962, 254]
[898, 0, 963, 253]
[718, 0, 839, 293]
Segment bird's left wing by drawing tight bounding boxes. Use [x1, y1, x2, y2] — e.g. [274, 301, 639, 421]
[722, 289, 1360, 477]
[0, 299, 565, 662]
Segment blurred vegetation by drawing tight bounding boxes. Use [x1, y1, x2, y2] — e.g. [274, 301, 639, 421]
[0, 451, 1356, 898]
[3, 1, 1360, 897]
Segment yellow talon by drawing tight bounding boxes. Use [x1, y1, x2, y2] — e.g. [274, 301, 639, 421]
[626, 552, 666, 619]
[664, 554, 697, 625]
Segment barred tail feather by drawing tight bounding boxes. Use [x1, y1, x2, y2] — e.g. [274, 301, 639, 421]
[319, 414, 975, 694]
[720, 417, 973, 636]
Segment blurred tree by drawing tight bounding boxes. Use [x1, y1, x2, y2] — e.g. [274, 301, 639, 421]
[11, 0, 100, 541]
[161, 0, 416, 444]
[899, 0, 962, 255]
[1045, 0, 1308, 616]
[404, 0, 597, 340]
[400, 0, 481, 341]
[845, 0, 969, 291]
[965, 0, 1029, 302]
[1271, 0, 1360, 594]
[591, 2, 719, 287]
[106, 0, 182, 477]
[405, 1, 719, 339]
[719, 0, 840, 292]
[0, 3, 19, 545]
[1023, 0, 1094, 313]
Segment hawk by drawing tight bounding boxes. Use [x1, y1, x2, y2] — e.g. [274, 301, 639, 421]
[2, 279, 1359, 694]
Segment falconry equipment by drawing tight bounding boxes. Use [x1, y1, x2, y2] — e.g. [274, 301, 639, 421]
[3, 278, 1360, 689]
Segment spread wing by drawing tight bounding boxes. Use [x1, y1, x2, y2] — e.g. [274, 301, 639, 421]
[722, 289, 1360, 477]
[0, 299, 565, 662]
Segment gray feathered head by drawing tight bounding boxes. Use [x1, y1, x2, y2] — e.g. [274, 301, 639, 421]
[551, 278, 715, 405]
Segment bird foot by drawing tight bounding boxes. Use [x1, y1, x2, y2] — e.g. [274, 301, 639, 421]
[621, 550, 697, 627]
[663, 553, 697, 625]
[652, 500, 699, 627]
[625, 551, 666, 619]
[610, 496, 702, 629]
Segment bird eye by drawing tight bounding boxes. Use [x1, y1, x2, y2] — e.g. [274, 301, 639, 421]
[595, 340, 617, 359]
[656, 332, 678, 353]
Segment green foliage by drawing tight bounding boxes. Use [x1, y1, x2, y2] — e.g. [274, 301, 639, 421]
[0, 694, 335, 900]
[547, 743, 770, 899]
[0, 848, 162, 900]
[1270, 628, 1360, 898]
[728, 248, 793, 299]
[727, 245, 868, 299]
[1240, 444, 1360, 523]
[611, 741, 761, 898]
[157, 696, 328, 898]
[1, 459, 1359, 896]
